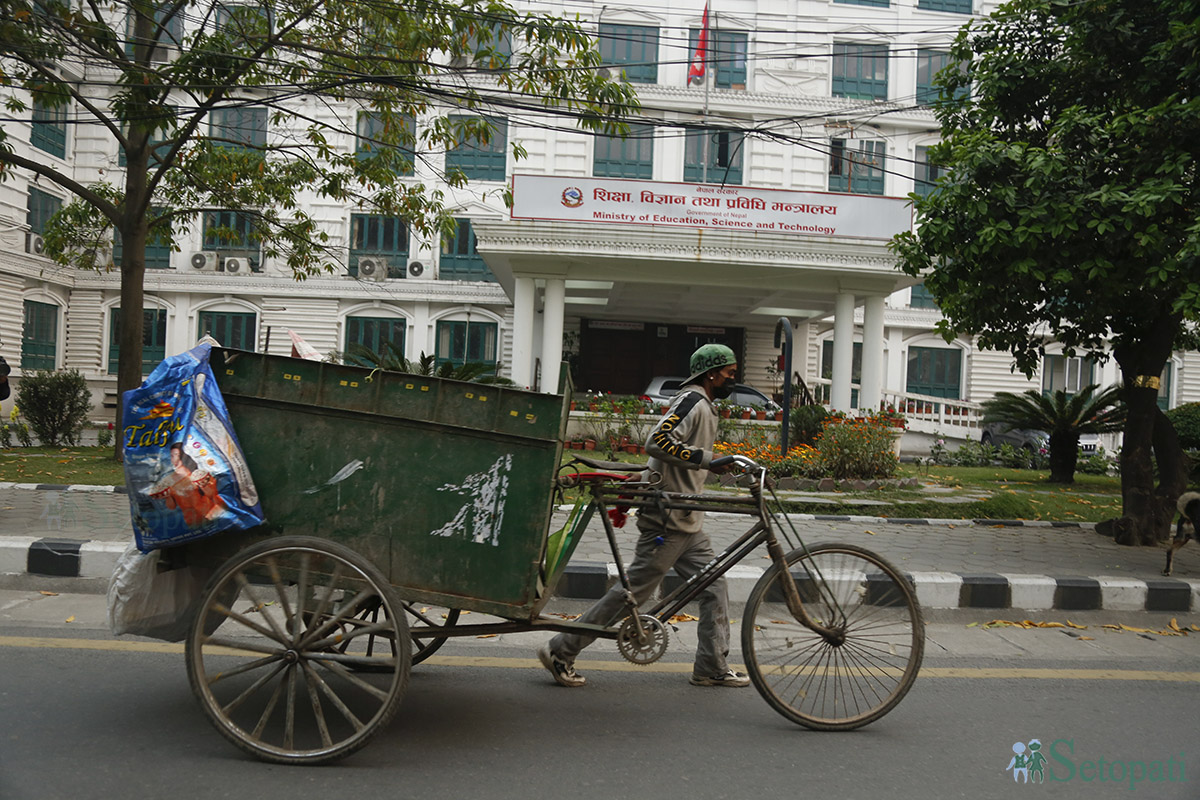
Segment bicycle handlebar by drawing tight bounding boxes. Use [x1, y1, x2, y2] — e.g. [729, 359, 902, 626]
[710, 454, 761, 472]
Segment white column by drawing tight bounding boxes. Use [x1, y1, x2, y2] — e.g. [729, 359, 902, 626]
[831, 292, 855, 412]
[540, 279, 565, 393]
[860, 295, 885, 411]
[511, 277, 536, 389]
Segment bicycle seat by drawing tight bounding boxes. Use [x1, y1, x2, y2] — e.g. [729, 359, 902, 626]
[568, 455, 647, 473]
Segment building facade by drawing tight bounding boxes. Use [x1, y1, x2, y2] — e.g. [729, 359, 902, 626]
[2, 0, 1197, 440]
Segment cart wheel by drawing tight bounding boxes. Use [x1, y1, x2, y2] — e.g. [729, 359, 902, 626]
[402, 603, 461, 665]
[741, 543, 924, 731]
[185, 536, 411, 765]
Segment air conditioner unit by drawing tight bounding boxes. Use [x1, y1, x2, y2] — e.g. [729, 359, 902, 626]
[407, 261, 425, 278]
[357, 257, 389, 282]
[25, 233, 45, 255]
[223, 257, 250, 274]
[190, 251, 217, 271]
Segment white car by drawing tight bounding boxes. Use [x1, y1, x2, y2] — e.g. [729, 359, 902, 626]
[643, 377, 780, 412]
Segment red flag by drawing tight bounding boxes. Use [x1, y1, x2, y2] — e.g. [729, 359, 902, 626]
[688, 3, 710, 86]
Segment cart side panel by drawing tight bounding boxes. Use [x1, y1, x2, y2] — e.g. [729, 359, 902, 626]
[211, 349, 564, 618]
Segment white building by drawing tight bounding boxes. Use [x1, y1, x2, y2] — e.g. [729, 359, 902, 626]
[2, 0, 1196, 446]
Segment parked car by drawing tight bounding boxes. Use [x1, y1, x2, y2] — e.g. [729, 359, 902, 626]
[981, 423, 1099, 453]
[643, 377, 781, 412]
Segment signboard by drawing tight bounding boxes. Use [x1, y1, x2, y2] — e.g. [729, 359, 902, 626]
[511, 174, 912, 240]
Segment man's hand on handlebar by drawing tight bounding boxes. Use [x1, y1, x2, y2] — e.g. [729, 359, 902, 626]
[709, 455, 760, 475]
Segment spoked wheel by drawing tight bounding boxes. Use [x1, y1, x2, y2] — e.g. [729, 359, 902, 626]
[185, 536, 411, 765]
[742, 543, 924, 730]
[402, 603, 461, 665]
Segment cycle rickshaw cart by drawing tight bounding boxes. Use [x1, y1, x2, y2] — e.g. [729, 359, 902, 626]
[173, 349, 924, 765]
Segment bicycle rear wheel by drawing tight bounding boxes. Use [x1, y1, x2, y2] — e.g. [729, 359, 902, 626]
[741, 543, 923, 730]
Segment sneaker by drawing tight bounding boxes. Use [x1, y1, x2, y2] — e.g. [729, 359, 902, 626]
[689, 669, 750, 688]
[538, 645, 586, 687]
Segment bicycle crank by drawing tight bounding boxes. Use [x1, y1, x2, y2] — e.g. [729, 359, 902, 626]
[615, 615, 669, 665]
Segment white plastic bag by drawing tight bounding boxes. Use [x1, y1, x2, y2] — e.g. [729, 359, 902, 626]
[107, 543, 209, 642]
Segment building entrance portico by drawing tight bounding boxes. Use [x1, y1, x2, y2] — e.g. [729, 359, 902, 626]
[473, 177, 913, 408]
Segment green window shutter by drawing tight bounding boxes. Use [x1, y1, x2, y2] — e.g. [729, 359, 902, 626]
[829, 139, 886, 195]
[445, 115, 507, 181]
[21, 300, 58, 371]
[820, 340, 863, 406]
[914, 146, 943, 198]
[356, 111, 415, 177]
[683, 129, 744, 184]
[593, 123, 654, 178]
[197, 310, 257, 351]
[439, 219, 496, 282]
[210, 106, 267, 150]
[435, 320, 498, 369]
[918, 0, 972, 13]
[831, 43, 888, 100]
[113, 208, 174, 269]
[349, 214, 409, 277]
[27, 187, 63, 235]
[835, 0, 888, 6]
[345, 316, 406, 359]
[909, 283, 938, 309]
[31, 98, 67, 158]
[109, 308, 168, 375]
[906, 346, 962, 398]
[916, 50, 950, 105]
[599, 24, 658, 84]
[126, 3, 184, 60]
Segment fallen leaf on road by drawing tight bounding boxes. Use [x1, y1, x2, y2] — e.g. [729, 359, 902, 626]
[1169, 618, 1183, 633]
[39, 591, 59, 596]
[863, 529, 876, 535]
[669, 613, 699, 623]
[1078, 636, 1094, 641]
[65, 615, 75, 623]
[476, 634, 498, 639]
[1066, 619, 1087, 629]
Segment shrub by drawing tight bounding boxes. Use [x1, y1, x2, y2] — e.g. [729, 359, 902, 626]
[1166, 402, 1200, 449]
[789, 404, 831, 447]
[816, 418, 898, 480]
[1077, 446, 1114, 475]
[14, 370, 93, 446]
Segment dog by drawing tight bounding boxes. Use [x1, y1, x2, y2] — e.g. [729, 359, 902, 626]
[1163, 491, 1200, 576]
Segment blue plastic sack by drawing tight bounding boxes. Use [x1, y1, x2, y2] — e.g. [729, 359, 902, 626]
[122, 343, 264, 551]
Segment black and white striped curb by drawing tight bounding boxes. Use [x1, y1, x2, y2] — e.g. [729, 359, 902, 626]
[2, 537, 1196, 611]
[0, 482, 128, 493]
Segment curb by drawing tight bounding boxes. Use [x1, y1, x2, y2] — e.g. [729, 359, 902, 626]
[2, 537, 1196, 612]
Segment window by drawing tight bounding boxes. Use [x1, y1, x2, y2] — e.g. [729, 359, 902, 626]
[829, 139, 886, 195]
[436, 320, 497, 370]
[918, 0, 972, 13]
[916, 50, 950, 106]
[108, 308, 168, 374]
[345, 316, 405, 361]
[31, 98, 67, 158]
[684, 129, 744, 184]
[914, 145, 943, 198]
[689, 29, 748, 88]
[1041, 355, 1096, 398]
[832, 43, 888, 101]
[210, 106, 267, 150]
[598, 23, 658, 84]
[593, 123, 653, 178]
[356, 111, 415, 177]
[203, 210, 255, 249]
[907, 346, 961, 398]
[1158, 363, 1173, 411]
[27, 187, 62, 235]
[198, 310, 256, 350]
[909, 283, 938, 309]
[126, 2, 184, 61]
[454, 22, 512, 69]
[440, 218, 495, 281]
[821, 340, 863, 407]
[22, 300, 58, 371]
[445, 115, 507, 181]
[836, 0, 888, 6]
[119, 107, 175, 167]
[349, 214, 409, 278]
[113, 225, 174, 270]
[214, 1, 272, 45]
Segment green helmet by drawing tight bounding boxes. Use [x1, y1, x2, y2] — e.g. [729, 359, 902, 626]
[683, 344, 737, 386]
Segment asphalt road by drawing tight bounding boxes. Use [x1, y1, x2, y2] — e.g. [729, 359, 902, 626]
[1, 594, 1197, 800]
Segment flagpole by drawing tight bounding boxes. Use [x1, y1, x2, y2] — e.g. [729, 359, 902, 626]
[702, 7, 712, 183]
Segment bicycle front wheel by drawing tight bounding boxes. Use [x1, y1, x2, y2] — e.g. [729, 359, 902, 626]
[741, 543, 923, 730]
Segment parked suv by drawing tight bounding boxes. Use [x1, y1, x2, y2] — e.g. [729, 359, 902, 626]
[980, 423, 1100, 453]
[642, 377, 780, 411]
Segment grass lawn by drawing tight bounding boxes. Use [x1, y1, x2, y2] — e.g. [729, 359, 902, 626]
[0, 447, 125, 485]
[4, 446, 1126, 523]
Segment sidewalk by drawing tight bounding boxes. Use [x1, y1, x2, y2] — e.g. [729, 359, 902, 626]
[1, 483, 1196, 612]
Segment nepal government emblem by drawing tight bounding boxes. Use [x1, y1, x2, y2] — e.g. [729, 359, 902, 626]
[561, 186, 584, 208]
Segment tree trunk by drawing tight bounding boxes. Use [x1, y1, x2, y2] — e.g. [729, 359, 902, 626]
[1104, 319, 1184, 546]
[1047, 431, 1079, 483]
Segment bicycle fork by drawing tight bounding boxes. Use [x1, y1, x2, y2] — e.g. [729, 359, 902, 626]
[763, 534, 846, 646]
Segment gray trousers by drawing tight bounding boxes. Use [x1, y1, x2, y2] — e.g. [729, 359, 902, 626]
[548, 521, 731, 677]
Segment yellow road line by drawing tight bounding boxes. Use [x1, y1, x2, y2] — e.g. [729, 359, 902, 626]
[3, 636, 1199, 682]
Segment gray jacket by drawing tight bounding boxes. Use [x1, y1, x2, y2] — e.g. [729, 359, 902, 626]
[641, 385, 718, 534]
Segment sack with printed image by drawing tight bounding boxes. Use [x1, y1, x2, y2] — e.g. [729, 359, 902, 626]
[122, 342, 264, 551]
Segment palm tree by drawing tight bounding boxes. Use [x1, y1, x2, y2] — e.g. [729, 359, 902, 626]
[981, 385, 1125, 483]
[342, 341, 515, 385]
